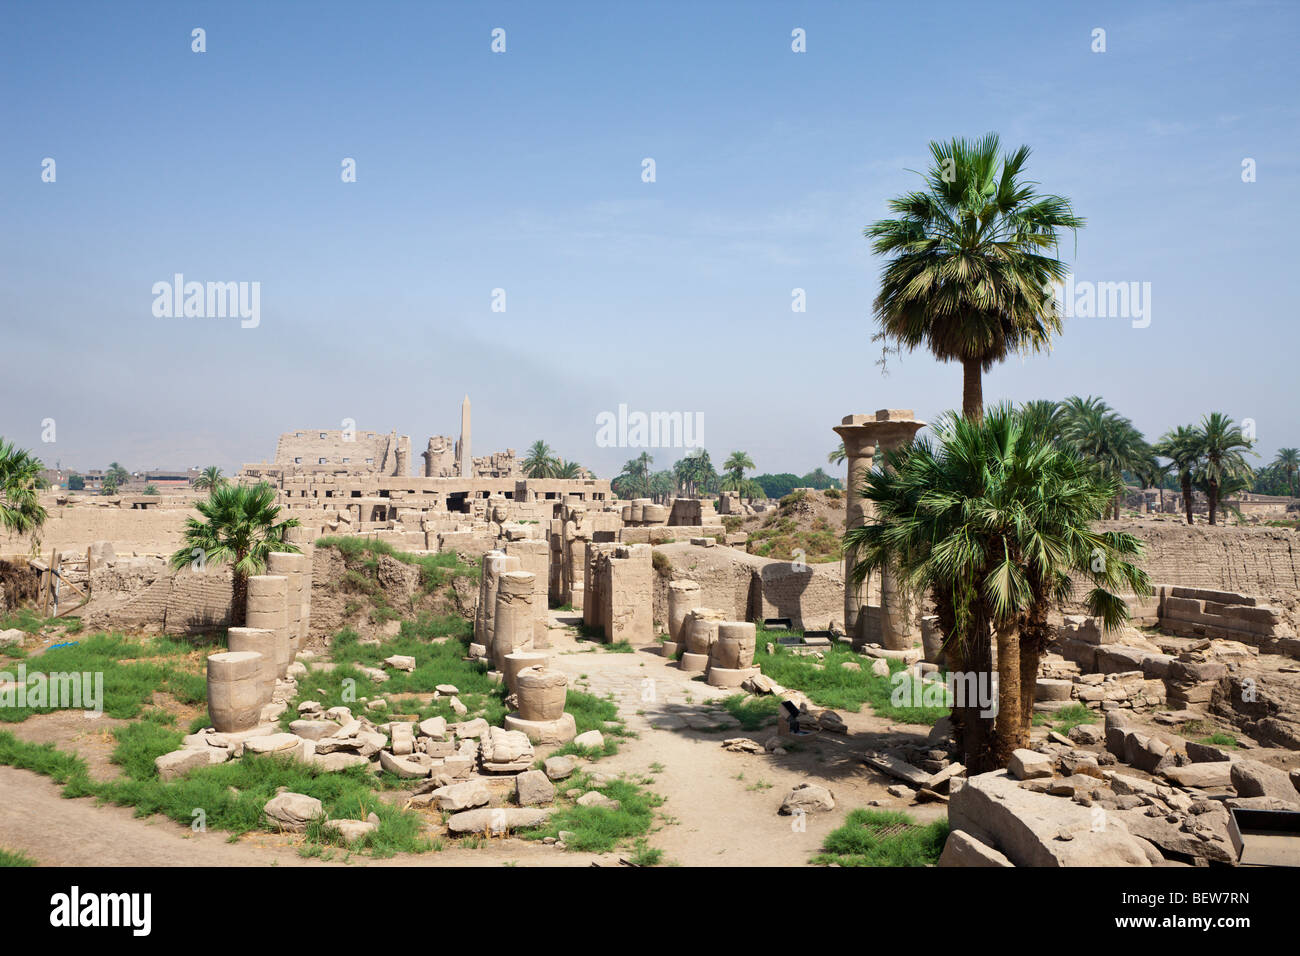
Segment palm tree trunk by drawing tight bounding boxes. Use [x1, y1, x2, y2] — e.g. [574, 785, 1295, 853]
[230, 569, 249, 628]
[1018, 599, 1050, 745]
[961, 357, 983, 422]
[993, 619, 1021, 766]
[1018, 644, 1039, 748]
[1208, 479, 1219, 526]
[946, 605, 995, 774]
[1181, 474, 1194, 525]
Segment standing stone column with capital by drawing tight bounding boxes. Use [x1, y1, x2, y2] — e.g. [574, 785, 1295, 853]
[834, 410, 926, 650]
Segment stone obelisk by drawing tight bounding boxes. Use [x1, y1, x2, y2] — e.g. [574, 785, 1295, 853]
[459, 395, 472, 478]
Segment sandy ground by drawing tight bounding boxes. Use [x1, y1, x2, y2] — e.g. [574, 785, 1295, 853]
[0, 610, 947, 867]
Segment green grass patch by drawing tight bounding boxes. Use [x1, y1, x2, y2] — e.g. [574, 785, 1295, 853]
[0, 847, 36, 866]
[812, 809, 950, 867]
[751, 628, 949, 724]
[524, 771, 663, 853]
[720, 693, 781, 731]
[0, 633, 205, 723]
[1033, 703, 1098, 736]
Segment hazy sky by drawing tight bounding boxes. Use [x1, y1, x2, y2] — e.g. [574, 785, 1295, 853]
[2, 1, 1296, 478]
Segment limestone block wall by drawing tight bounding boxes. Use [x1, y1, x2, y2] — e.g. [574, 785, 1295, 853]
[648, 542, 843, 632]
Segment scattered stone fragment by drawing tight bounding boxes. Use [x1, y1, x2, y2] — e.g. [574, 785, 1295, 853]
[779, 783, 835, 814]
[263, 792, 324, 832]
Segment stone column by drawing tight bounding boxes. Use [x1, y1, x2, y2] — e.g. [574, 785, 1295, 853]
[667, 580, 702, 642]
[267, 552, 308, 656]
[207, 650, 266, 732]
[226, 626, 277, 706]
[246, 574, 290, 677]
[506, 539, 551, 648]
[285, 527, 315, 639]
[832, 415, 878, 642]
[476, 551, 520, 650]
[492, 571, 535, 668]
[833, 410, 926, 650]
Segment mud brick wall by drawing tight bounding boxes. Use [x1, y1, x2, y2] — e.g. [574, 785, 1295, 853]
[1, 505, 197, 555]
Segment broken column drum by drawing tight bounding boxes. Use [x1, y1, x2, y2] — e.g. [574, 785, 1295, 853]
[491, 570, 536, 668]
[516, 667, 568, 722]
[225, 626, 277, 706]
[207, 650, 267, 732]
[667, 579, 703, 642]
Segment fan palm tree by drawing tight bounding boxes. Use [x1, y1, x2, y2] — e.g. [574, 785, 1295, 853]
[168, 482, 300, 626]
[192, 465, 226, 491]
[1193, 413, 1255, 525]
[0, 439, 49, 540]
[1273, 448, 1300, 497]
[844, 405, 1149, 770]
[1154, 426, 1200, 525]
[867, 134, 1084, 421]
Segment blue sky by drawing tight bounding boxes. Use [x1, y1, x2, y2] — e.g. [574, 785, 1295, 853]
[2, 0, 1296, 478]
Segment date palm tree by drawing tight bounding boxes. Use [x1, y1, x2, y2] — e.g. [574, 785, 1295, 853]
[168, 482, 300, 627]
[720, 451, 756, 495]
[554, 459, 584, 480]
[867, 134, 1084, 421]
[106, 461, 129, 489]
[828, 442, 847, 466]
[845, 405, 1148, 770]
[1154, 426, 1200, 525]
[522, 441, 560, 479]
[1058, 396, 1150, 518]
[1193, 413, 1255, 525]
[192, 465, 226, 491]
[0, 439, 48, 541]
[1272, 448, 1300, 497]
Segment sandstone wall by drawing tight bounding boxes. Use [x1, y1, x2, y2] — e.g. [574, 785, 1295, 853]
[649, 542, 842, 632]
[1084, 521, 1300, 623]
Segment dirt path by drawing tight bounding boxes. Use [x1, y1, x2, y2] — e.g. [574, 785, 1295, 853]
[543, 612, 946, 866]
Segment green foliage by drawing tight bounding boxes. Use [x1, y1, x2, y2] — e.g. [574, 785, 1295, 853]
[0, 438, 48, 536]
[317, 536, 479, 591]
[868, 133, 1082, 418]
[1042, 703, 1097, 735]
[168, 481, 300, 582]
[524, 770, 663, 853]
[812, 809, 950, 867]
[0, 633, 205, 723]
[752, 628, 950, 723]
[720, 693, 782, 730]
[0, 847, 36, 866]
